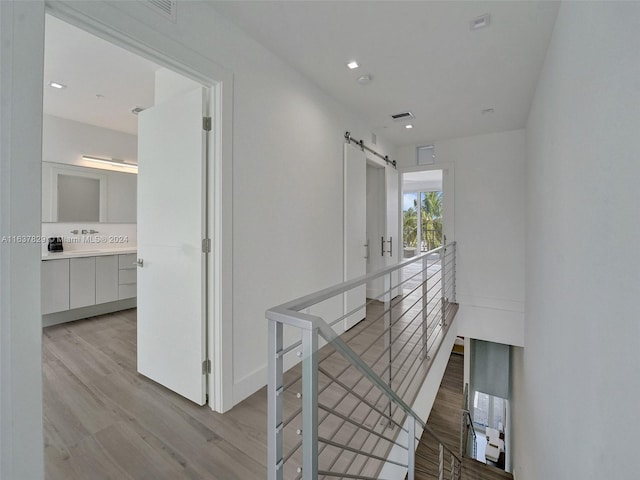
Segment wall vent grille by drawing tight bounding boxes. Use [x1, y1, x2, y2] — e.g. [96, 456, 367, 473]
[146, 0, 177, 23]
[390, 111, 415, 121]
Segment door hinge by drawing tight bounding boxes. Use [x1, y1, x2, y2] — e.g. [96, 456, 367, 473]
[202, 359, 211, 375]
[202, 238, 211, 253]
[203, 116, 212, 131]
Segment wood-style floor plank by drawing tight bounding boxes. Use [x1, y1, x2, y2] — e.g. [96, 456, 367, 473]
[44, 282, 456, 480]
[43, 310, 267, 480]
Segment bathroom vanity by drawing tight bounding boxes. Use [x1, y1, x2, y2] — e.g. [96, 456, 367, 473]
[42, 248, 137, 326]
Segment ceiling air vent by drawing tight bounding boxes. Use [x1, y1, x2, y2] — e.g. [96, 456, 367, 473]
[390, 111, 415, 121]
[145, 0, 177, 23]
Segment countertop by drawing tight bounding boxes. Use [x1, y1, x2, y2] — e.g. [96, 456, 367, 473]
[42, 247, 137, 261]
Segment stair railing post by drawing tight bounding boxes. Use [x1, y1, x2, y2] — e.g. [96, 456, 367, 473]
[450, 455, 455, 480]
[301, 325, 319, 479]
[439, 443, 444, 480]
[452, 242, 457, 304]
[422, 253, 429, 360]
[268, 319, 284, 480]
[386, 271, 393, 427]
[440, 246, 446, 328]
[407, 415, 415, 480]
[459, 410, 465, 457]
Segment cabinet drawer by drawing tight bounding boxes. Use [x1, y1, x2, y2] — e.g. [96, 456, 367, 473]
[118, 268, 137, 286]
[118, 283, 137, 300]
[119, 253, 137, 269]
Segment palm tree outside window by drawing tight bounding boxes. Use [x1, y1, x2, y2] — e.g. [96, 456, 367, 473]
[403, 191, 443, 253]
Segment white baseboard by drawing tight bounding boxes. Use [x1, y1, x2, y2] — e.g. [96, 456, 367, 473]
[42, 298, 136, 327]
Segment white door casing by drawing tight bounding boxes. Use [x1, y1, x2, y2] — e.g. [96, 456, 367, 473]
[137, 86, 208, 405]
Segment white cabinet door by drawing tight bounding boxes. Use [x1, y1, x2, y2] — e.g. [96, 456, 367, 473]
[344, 143, 367, 330]
[41, 259, 69, 314]
[69, 257, 96, 309]
[95, 255, 118, 304]
[137, 86, 207, 405]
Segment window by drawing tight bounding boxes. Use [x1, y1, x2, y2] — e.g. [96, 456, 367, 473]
[473, 391, 505, 431]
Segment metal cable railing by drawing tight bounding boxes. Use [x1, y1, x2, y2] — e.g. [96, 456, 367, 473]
[267, 243, 459, 479]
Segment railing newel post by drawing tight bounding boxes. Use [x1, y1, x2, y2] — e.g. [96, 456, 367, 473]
[439, 443, 444, 480]
[267, 319, 284, 480]
[301, 325, 319, 480]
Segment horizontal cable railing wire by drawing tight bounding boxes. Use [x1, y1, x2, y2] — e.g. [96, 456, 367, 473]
[267, 243, 459, 479]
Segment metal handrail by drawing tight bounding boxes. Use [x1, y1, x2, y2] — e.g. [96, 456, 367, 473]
[267, 243, 458, 480]
[272, 245, 446, 314]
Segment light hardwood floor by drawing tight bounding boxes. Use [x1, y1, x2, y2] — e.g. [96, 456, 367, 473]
[43, 291, 455, 480]
[43, 309, 268, 480]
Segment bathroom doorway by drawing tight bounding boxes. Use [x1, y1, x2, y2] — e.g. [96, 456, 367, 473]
[41, 14, 216, 408]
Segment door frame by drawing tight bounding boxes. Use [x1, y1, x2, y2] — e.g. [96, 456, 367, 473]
[399, 162, 455, 251]
[45, 2, 234, 412]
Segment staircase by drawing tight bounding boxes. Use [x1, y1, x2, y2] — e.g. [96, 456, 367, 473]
[267, 243, 516, 480]
[414, 353, 513, 480]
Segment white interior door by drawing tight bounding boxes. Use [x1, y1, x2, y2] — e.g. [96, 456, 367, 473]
[344, 143, 367, 330]
[366, 164, 385, 299]
[137, 87, 208, 405]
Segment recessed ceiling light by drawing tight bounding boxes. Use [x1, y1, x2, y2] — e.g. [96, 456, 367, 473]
[49, 81, 66, 89]
[405, 124, 414, 129]
[470, 13, 491, 30]
[482, 108, 495, 114]
[347, 61, 359, 70]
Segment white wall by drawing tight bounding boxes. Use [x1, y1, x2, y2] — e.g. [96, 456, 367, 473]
[42, 114, 137, 167]
[517, 3, 640, 479]
[6, 0, 397, 418]
[0, 2, 46, 479]
[397, 130, 526, 347]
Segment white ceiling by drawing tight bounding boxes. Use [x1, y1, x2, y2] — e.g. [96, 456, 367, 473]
[43, 2, 560, 145]
[43, 15, 159, 135]
[211, 1, 560, 146]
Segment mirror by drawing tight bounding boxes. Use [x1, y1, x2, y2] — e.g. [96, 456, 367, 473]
[42, 162, 137, 223]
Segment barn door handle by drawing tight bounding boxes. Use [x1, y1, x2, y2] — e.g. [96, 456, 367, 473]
[381, 236, 393, 256]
